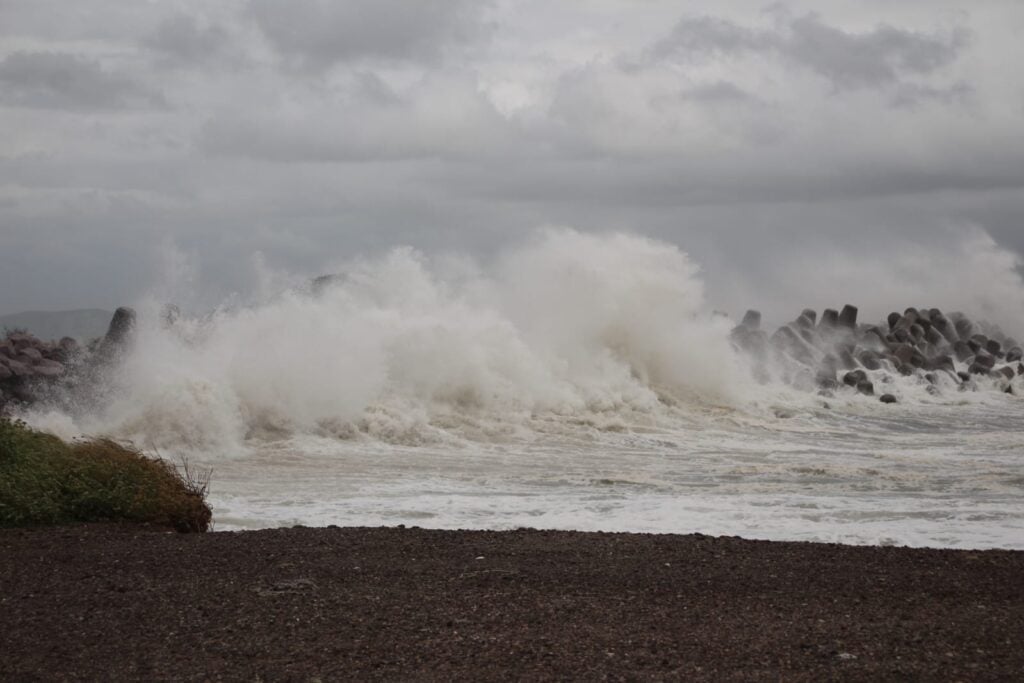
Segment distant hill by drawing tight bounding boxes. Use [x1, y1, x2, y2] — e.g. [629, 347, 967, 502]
[0, 309, 113, 342]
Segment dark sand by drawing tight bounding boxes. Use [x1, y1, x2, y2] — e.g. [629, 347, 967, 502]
[1, 525, 1022, 681]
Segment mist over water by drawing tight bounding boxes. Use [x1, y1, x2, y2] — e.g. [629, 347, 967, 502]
[23, 228, 1024, 549]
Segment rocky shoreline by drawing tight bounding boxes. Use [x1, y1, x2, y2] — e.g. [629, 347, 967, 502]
[1, 524, 1022, 681]
[732, 304, 1023, 400]
[3, 301, 1021, 417]
[0, 306, 136, 415]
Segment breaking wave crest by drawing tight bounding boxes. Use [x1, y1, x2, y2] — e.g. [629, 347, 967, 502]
[24, 227, 1024, 458]
[37, 230, 751, 453]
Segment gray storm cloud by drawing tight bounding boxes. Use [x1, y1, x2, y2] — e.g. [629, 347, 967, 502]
[0, 0, 1022, 320]
[0, 51, 164, 110]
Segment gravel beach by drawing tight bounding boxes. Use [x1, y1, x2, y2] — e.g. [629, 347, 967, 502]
[2, 525, 1022, 681]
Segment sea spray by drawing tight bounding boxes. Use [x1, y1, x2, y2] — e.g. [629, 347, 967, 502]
[39, 230, 749, 454]
[14, 228, 1024, 546]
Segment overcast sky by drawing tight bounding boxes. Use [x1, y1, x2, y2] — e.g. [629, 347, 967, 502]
[1, 0, 1023, 322]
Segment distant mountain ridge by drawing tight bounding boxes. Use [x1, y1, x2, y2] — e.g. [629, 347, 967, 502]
[0, 309, 113, 342]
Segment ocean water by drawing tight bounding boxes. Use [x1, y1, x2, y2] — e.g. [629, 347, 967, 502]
[25, 230, 1024, 549]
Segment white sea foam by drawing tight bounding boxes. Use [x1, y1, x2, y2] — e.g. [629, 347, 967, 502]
[19, 228, 1024, 549]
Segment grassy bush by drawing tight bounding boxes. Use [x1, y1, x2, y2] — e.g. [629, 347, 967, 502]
[0, 418, 211, 532]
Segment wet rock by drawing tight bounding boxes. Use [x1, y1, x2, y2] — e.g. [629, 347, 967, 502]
[800, 309, 817, 326]
[986, 339, 1003, 357]
[953, 315, 974, 340]
[836, 347, 857, 370]
[973, 353, 996, 370]
[927, 355, 955, 374]
[968, 362, 991, 376]
[106, 307, 136, 346]
[924, 327, 945, 347]
[771, 326, 815, 365]
[856, 380, 875, 396]
[33, 360, 64, 378]
[819, 309, 839, 330]
[997, 366, 1016, 381]
[732, 328, 767, 356]
[1007, 347, 1023, 363]
[843, 370, 867, 387]
[4, 359, 32, 378]
[740, 310, 762, 330]
[879, 394, 898, 404]
[93, 306, 137, 364]
[858, 351, 882, 371]
[0, 364, 11, 381]
[862, 327, 887, 349]
[839, 305, 858, 329]
[953, 341, 973, 362]
[887, 312, 902, 331]
[18, 347, 42, 362]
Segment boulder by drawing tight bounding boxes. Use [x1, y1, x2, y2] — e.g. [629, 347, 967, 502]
[800, 309, 818, 326]
[819, 309, 839, 330]
[973, 353, 996, 370]
[105, 307, 136, 346]
[1007, 347, 1023, 363]
[887, 312, 902, 331]
[94, 306, 137, 364]
[986, 339, 1003, 357]
[5, 359, 32, 378]
[771, 325, 815, 365]
[12, 338, 37, 353]
[33, 359, 65, 378]
[740, 310, 762, 330]
[968, 362, 991, 376]
[953, 316, 974, 340]
[731, 327, 767, 356]
[879, 394, 898, 404]
[927, 355, 955, 373]
[856, 380, 875, 396]
[843, 369, 868, 387]
[838, 348, 858, 370]
[839, 305, 858, 329]
[858, 350, 882, 371]
[953, 341, 973, 362]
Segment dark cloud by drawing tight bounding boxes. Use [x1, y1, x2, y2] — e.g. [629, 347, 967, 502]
[145, 14, 230, 66]
[0, 51, 164, 110]
[246, 0, 486, 68]
[0, 1, 1021, 319]
[653, 11, 967, 90]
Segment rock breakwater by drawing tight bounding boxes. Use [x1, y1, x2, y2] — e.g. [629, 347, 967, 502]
[732, 304, 1023, 401]
[0, 307, 136, 414]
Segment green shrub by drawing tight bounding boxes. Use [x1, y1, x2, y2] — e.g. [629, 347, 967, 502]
[0, 418, 211, 532]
